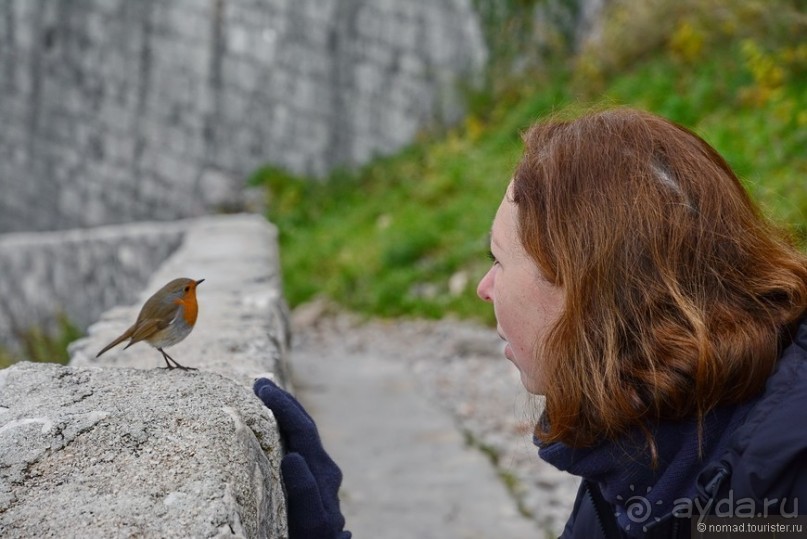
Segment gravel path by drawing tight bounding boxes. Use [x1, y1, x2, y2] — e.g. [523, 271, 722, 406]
[288, 301, 579, 537]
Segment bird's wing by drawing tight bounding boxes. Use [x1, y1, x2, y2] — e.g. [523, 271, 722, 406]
[124, 316, 173, 348]
[137, 293, 180, 324]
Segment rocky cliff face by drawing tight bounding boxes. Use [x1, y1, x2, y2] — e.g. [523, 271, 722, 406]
[0, 0, 486, 232]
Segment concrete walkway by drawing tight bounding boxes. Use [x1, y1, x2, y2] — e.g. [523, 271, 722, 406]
[288, 316, 543, 538]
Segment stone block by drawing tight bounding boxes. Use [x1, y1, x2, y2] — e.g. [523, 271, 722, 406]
[0, 362, 287, 538]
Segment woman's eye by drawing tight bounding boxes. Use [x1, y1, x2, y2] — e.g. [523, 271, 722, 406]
[487, 250, 498, 264]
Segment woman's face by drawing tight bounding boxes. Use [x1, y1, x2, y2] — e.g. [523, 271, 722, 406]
[477, 182, 564, 395]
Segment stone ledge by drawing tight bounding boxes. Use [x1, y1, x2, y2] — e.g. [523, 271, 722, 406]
[1, 214, 290, 537]
[0, 362, 287, 538]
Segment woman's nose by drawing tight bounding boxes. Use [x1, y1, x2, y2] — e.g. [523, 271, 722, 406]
[477, 267, 493, 302]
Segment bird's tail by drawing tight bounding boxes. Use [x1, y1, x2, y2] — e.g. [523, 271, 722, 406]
[96, 327, 134, 357]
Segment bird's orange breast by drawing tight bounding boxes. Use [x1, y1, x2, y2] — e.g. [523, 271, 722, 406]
[176, 294, 199, 326]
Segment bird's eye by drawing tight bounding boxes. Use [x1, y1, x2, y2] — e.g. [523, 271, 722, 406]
[184, 286, 190, 293]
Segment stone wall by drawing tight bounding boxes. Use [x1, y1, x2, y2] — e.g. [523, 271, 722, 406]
[0, 0, 486, 232]
[0, 214, 291, 536]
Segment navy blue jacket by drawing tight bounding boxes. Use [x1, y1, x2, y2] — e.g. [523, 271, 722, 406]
[558, 318, 807, 538]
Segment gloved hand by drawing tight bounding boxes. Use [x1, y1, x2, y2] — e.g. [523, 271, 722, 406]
[253, 378, 351, 539]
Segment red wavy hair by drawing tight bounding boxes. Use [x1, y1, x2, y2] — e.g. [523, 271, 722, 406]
[512, 108, 807, 453]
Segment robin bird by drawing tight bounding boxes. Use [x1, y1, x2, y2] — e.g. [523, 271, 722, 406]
[96, 277, 204, 370]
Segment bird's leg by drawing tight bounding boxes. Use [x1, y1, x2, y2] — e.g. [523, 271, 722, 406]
[158, 348, 197, 371]
[158, 348, 176, 369]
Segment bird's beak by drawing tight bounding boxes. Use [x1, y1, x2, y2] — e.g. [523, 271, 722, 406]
[196, 279, 205, 286]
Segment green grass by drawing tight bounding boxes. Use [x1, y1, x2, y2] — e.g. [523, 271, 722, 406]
[253, 1, 807, 323]
[253, 82, 570, 323]
[599, 44, 807, 224]
[0, 315, 82, 369]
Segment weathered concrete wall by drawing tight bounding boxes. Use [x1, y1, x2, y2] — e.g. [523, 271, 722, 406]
[0, 214, 291, 536]
[0, 0, 486, 233]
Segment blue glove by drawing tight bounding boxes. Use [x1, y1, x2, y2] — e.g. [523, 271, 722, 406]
[253, 378, 351, 539]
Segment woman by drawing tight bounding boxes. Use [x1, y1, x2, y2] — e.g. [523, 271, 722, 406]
[255, 107, 807, 538]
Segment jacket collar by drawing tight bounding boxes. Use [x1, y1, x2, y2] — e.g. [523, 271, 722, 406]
[538, 399, 755, 536]
[691, 317, 807, 515]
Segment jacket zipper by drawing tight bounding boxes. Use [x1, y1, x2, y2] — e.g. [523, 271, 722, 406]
[586, 481, 622, 538]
